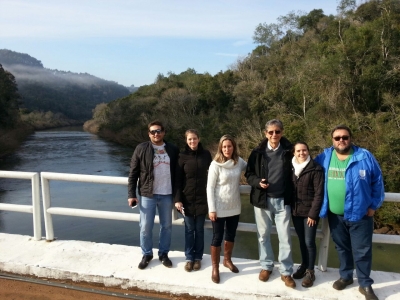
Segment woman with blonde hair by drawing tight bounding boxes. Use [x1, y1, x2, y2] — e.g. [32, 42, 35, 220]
[206, 135, 247, 283]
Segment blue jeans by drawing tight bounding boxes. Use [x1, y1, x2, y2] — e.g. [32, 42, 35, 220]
[292, 216, 319, 270]
[211, 214, 240, 247]
[184, 214, 206, 261]
[254, 197, 293, 275]
[139, 194, 172, 257]
[328, 212, 374, 287]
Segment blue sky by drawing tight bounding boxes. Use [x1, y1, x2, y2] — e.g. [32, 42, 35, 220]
[0, 0, 342, 87]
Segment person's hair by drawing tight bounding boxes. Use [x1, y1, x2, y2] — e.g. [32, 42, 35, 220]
[292, 141, 310, 154]
[331, 124, 352, 138]
[214, 134, 239, 164]
[265, 119, 284, 130]
[148, 120, 165, 131]
[185, 129, 199, 139]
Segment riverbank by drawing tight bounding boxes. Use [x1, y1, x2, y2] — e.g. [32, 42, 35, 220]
[1, 233, 399, 300]
[0, 123, 33, 159]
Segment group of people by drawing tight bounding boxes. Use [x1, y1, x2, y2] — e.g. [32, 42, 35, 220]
[128, 119, 384, 300]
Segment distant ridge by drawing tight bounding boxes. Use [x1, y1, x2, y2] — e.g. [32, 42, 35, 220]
[0, 49, 131, 121]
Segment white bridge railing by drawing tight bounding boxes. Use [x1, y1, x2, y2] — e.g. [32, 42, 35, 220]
[0, 171, 41, 240]
[1, 171, 400, 272]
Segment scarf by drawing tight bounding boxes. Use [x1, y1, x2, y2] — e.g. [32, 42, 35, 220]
[292, 155, 311, 177]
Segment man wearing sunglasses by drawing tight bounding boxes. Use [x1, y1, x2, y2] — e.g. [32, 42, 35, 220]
[245, 119, 296, 288]
[315, 125, 384, 300]
[128, 120, 179, 270]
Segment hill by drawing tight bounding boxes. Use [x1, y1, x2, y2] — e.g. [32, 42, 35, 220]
[0, 49, 131, 121]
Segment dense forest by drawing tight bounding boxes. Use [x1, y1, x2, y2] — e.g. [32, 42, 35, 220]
[0, 64, 33, 156]
[0, 49, 131, 121]
[85, 0, 400, 226]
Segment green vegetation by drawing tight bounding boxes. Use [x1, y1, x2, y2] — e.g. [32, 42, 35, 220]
[88, 1, 400, 217]
[0, 64, 19, 128]
[0, 64, 34, 157]
[20, 110, 82, 130]
[1, 1, 398, 228]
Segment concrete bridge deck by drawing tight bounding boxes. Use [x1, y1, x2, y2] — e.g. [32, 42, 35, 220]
[0, 233, 399, 300]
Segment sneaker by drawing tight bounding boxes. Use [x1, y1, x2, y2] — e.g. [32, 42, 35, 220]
[159, 253, 172, 268]
[333, 278, 354, 290]
[259, 269, 272, 282]
[184, 261, 194, 272]
[138, 255, 153, 270]
[359, 286, 379, 300]
[302, 269, 315, 288]
[281, 275, 296, 288]
[193, 260, 201, 271]
[293, 265, 307, 279]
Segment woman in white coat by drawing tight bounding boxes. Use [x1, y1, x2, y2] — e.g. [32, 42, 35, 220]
[207, 134, 247, 284]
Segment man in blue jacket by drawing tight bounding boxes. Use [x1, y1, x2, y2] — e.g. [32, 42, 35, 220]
[315, 125, 384, 300]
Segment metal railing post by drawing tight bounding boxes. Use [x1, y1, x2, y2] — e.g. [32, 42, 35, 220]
[317, 218, 330, 271]
[41, 175, 55, 241]
[31, 173, 42, 240]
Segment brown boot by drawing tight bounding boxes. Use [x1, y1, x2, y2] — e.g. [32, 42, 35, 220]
[223, 241, 239, 273]
[211, 246, 221, 283]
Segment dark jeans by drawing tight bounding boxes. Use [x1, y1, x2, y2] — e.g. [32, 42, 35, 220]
[328, 211, 374, 287]
[211, 214, 240, 247]
[184, 214, 206, 261]
[292, 216, 319, 270]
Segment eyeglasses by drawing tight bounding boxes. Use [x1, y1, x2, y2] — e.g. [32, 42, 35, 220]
[333, 136, 349, 141]
[149, 129, 164, 135]
[267, 130, 281, 135]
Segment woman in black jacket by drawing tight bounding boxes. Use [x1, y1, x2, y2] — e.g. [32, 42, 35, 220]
[175, 129, 212, 272]
[291, 142, 324, 288]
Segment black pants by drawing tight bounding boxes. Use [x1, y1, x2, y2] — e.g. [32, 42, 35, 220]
[292, 215, 319, 270]
[211, 214, 240, 247]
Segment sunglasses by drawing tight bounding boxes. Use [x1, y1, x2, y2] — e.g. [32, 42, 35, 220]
[267, 130, 281, 135]
[333, 136, 349, 141]
[149, 129, 164, 135]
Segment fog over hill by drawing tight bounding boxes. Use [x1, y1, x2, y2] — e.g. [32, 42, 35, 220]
[0, 49, 131, 121]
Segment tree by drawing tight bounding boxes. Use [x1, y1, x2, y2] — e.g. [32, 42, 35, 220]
[0, 64, 20, 128]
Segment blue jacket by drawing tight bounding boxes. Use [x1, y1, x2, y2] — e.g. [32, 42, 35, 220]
[315, 145, 384, 221]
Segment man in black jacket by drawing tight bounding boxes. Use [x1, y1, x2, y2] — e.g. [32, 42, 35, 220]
[245, 119, 295, 288]
[128, 120, 179, 270]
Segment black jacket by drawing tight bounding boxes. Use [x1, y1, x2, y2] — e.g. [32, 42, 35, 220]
[174, 143, 212, 216]
[245, 137, 293, 209]
[128, 140, 179, 198]
[291, 159, 324, 219]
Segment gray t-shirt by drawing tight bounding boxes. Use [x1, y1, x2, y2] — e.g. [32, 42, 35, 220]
[152, 144, 172, 195]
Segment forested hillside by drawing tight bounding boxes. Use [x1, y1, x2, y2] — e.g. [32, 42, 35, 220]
[88, 1, 400, 191]
[0, 64, 33, 156]
[0, 49, 131, 121]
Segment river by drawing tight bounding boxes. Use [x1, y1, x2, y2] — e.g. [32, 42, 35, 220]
[0, 127, 398, 272]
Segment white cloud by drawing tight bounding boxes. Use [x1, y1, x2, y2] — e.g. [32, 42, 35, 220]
[0, 0, 277, 39]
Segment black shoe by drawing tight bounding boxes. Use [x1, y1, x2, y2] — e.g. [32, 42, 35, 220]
[293, 265, 307, 279]
[159, 253, 172, 268]
[302, 269, 315, 288]
[359, 286, 379, 300]
[333, 278, 354, 290]
[138, 255, 153, 270]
